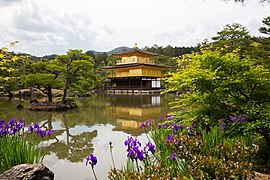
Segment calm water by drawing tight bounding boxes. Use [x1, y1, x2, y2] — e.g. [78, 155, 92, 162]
[0, 94, 174, 180]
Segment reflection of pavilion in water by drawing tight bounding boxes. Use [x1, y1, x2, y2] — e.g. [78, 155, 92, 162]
[105, 95, 165, 135]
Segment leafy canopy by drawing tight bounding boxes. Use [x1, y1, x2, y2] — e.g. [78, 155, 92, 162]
[166, 19, 270, 159]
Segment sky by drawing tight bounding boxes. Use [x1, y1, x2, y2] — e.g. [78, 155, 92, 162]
[0, 0, 269, 56]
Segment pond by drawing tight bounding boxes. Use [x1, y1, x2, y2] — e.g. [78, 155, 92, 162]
[0, 94, 175, 180]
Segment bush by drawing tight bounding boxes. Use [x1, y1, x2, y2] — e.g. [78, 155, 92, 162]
[108, 115, 257, 179]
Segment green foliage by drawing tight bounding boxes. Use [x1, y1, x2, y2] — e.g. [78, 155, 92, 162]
[85, 50, 96, 59]
[0, 41, 27, 94]
[94, 52, 108, 68]
[166, 20, 270, 165]
[0, 134, 44, 173]
[109, 116, 256, 179]
[106, 55, 119, 66]
[144, 44, 199, 58]
[22, 61, 63, 102]
[209, 23, 252, 56]
[259, 16, 270, 35]
[154, 55, 178, 72]
[0, 119, 50, 173]
[109, 165, 174, 180]
[55, 49, 96, 102]
[167, 50, 270, 140]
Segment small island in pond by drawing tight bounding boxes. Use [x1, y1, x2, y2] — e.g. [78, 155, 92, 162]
[28, 100, 77, 111]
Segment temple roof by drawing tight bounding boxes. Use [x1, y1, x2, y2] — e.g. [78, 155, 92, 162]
[114, 47, 158, 57]
[102, 63, 169, 70]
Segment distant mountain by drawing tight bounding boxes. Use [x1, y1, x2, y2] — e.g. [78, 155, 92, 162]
[107, 46, 130, 55]
[87, 46, 130, 56]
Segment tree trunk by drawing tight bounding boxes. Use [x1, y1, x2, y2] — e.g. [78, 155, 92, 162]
[7, 91, 14, 99]
[262, 130, 270, 166]
[62, 79, 69, 103]
[47, 85, 53, 102]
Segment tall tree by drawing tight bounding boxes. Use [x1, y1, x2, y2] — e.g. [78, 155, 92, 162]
[0, 41, 25, 98]
[251, 16, 270, 73]
[167, 50, 270, 164]
[209, 23, 252, 56]
[55, 49, 95, 103]
[259, 16, 270, 35]
[94, 52, 108, 68]
[166, 21, 270, 164]
[22, 61, 62, 102]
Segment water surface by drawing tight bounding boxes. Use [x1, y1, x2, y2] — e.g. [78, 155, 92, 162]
[0, 94, 174, 180]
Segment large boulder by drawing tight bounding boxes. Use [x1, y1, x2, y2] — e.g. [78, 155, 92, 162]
[0, 164, 54, 180]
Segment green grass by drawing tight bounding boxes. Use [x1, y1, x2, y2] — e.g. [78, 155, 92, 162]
[0, 134, 45, 173]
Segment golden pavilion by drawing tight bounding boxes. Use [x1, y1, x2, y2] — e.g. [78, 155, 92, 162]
[103, 44, 168, 94]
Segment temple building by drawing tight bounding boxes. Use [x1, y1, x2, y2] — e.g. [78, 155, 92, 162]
[103, 44, 168, 94]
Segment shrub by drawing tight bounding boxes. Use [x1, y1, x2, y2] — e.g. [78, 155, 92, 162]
[108, 115, 257, 179]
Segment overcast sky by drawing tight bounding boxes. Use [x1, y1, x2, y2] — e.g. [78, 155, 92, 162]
[0, 0, 269, 56]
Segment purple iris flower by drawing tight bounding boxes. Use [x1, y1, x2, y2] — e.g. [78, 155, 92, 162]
[1, 128, 7, 136]
[0, 120, 5, 128]
[140, 123, 146, 129]
[46, 129, 54, 137]
[144, 142, 155, 154]
[196, 131, 202, 136]
[38, 129, 46, 138]
[146, 119, 153, 125]
[179, 125, 185, 130]
[9, 119, 17, 126]
[172, 124, 180, 133]
[8, 129, 14, 135]
[164, 123, 169, 128]
[136, 150, 144, 161]
[86, 153, 98, 166]
[165, 135, 175, 144]
[12, 126, 18, 134]
[230, 115, 238, 122]
[127, 149, 135, 158]
[170, 152, 176, 160]
[242, 114, 247, 119]
[159, 117, 164, 121]
[124, 136, 145, 161]
[33, 123, 40, 129]
[124, 136, 132, 146]
[18, 119, 26, 128]
[28, 125, 34, 132]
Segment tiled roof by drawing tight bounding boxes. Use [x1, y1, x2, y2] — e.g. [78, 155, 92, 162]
[103, 63, 169, 69]
[114, 47, 158, 56]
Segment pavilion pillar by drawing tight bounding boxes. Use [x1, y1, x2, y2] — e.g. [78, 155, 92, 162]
[141, 77, 143, 90]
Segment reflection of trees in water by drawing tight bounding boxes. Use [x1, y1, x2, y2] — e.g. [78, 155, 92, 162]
[0, 95, 175, 161]
[49, 114, 97, 163]
[25, 113, 97, 163]
[48, 130, 97, 163]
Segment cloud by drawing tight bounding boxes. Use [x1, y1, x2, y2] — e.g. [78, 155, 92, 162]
[0, 0, 269, 56]
[0, 0, 24, 6]
[0, 0, 100, 56]
[0, 0, 23, 2]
